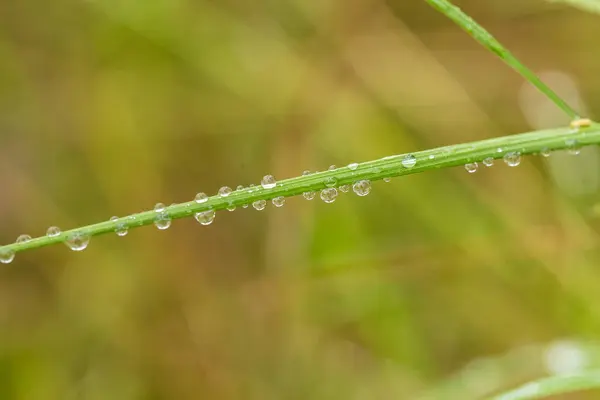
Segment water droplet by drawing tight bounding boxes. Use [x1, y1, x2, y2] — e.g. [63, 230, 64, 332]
[253, 200, 267, 210]
[497, 148, 503, 153]
[242, 203, 249, 209]
[429, 154, 435, 160]
[303, 191, 316, 200]
[154, 213, 171, 230]
[482, 157, 494, 167]
[541, 147, 551, 157]
[195, 193, 208, 203]
[65, 232, 90, 251]
[465, 162, 478, 173]
[503, 152, 521, 167]
[0, 248, 15, 264]
[352, 180, 371, 196]
[261, 175, 276, 189]
[383, 177, 391, 183]
[227, 202, 236, 212]
[324, 176, 338, 187]
[16, 234, 31, 244]
[328, 165, 336, 171]
[348, 163, 358, 170]
[154, 203, 166, 213]
[218, 186, 232, 197]
[46, 226, 61, 238]
[566, 139, 581, 155]
[247, 184, 257, 193]
[401, 155, 417, 169]
[236, 185, 245, 191]
[110, 216, 128, 237]
[195, 210, 216, 225]
[272, 197, 285, 207]
[302, 170, 311, 176]
[320, 188, 338, 203]
[339, 185, 350, 193]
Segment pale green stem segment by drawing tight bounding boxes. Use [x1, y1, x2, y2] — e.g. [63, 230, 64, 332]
[1, 123, 599, 256]
[424, 0, 580, 119]
[491, 370, 600, 399]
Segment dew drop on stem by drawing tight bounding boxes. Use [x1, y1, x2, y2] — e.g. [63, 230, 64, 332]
[503, 152, 521, 167]
[16, 234, 31, 244]
[65, 232, 90, 251]
[0, 248, 15, 264]
[195, 193, 208, 204]
[154, 213, 172, 230]
[261, 175, 276, 189]
[352, 180, 371, 197]
[465, 162, 478, 173]
[402, 155, 417, 169]
[253, 200, 267, 210]
[195, 210, 216, 225]
[320, 188, 338, 203]
[47, 226, 61, 238]
[272, 197, 285, 207]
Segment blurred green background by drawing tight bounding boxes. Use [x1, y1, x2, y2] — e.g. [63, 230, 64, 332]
[1, 0, 600, 398]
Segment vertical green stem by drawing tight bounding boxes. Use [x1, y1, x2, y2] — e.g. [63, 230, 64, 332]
[424, 0, 580, 119]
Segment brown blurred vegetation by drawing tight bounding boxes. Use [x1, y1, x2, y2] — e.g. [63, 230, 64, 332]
[1, 0, 600, 398]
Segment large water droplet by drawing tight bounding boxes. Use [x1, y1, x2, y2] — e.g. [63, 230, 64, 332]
[261, 175, 276, 189]
[110, 216, 128, 237]
[16, 234, 31, 244]
[324, 176, 338, 187]
[465, 162, 478, 173]
[0, 248, 15, 264]
[65, 232, 90, 251]
[339, 184, 350, 193]
[253, 200, 267, 210]
[503, 152, 521, 167]
[195, 210, 216, 225]
[348, 163, 358, 171]
[46, 226, 61, 238]
[565, 139, 581, 155]
[320, 188, 338, 203]
[541, 147, 551, 157]
[483, 157, 494, 167]
[272, 197, 285, 207]
[218, 186, 232, 197]
[195, 193, 208, 203]
[352, 180, 371, 196]
[154, 203, 166, 213]
[303, 191, 316, 200]
[402, 155, 417, 169]
[154, 213, 172, 230]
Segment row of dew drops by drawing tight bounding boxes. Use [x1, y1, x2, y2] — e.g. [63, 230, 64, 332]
[0, 164, 378, 264]
[0, 119, 591, 264]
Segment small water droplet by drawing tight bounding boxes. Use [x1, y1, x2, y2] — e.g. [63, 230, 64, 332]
[0, 248, 15, 264]
[429, 155, 435, 160]
[401, 155, 417, 169]
[339, 185, 350, 193]
[46, 226, 61, 238]
[320, 188, 338, 203]
[541, 147, 551, 157]
[247, 184, 257, 193]
[16, 234, 31, 244]
[325, 176, 338, 187]
[195, 193, 208, 203]
[348, 163, 358, 170]
[482, 157, 494, 167]
[566, 139, 581, 155]
[253, 200, 267, 210]
[195, 210, 216, 225]
[503, 152, 521, 167]
[272, 197, 285, 207]
[236, 185, 245, 191]
[154, 203, 166, 213]
[497, 148, 503, 153]
[465, 162, 478, 173]
[218, 186, 232, 197]
[65, 232, 90, 251]
[154, 213, 171, 230]
[110, 216, 128, 236]
[261, 175, 276, 189]
[328, 165, 336, 171]
[383, 177, 391, 183]
[227, 202, 236, 212]
[242, 203, 249, 209]
[302, 170, 311, 176]
[303, 191, 316, 200]
[352, 180, 371, 196]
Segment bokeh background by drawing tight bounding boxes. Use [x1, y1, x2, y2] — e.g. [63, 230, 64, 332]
[1, 0, 600, 398]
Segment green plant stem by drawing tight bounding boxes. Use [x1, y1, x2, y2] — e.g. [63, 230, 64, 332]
[424, 0, 580, 119]
[1, 123, 599, 257]
[491, 370, 600, 399]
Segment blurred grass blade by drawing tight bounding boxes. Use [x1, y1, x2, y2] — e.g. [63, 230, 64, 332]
[548, 0, 600, 14]
[491, 370, 600, 399]
[424, 0, 580, 119]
